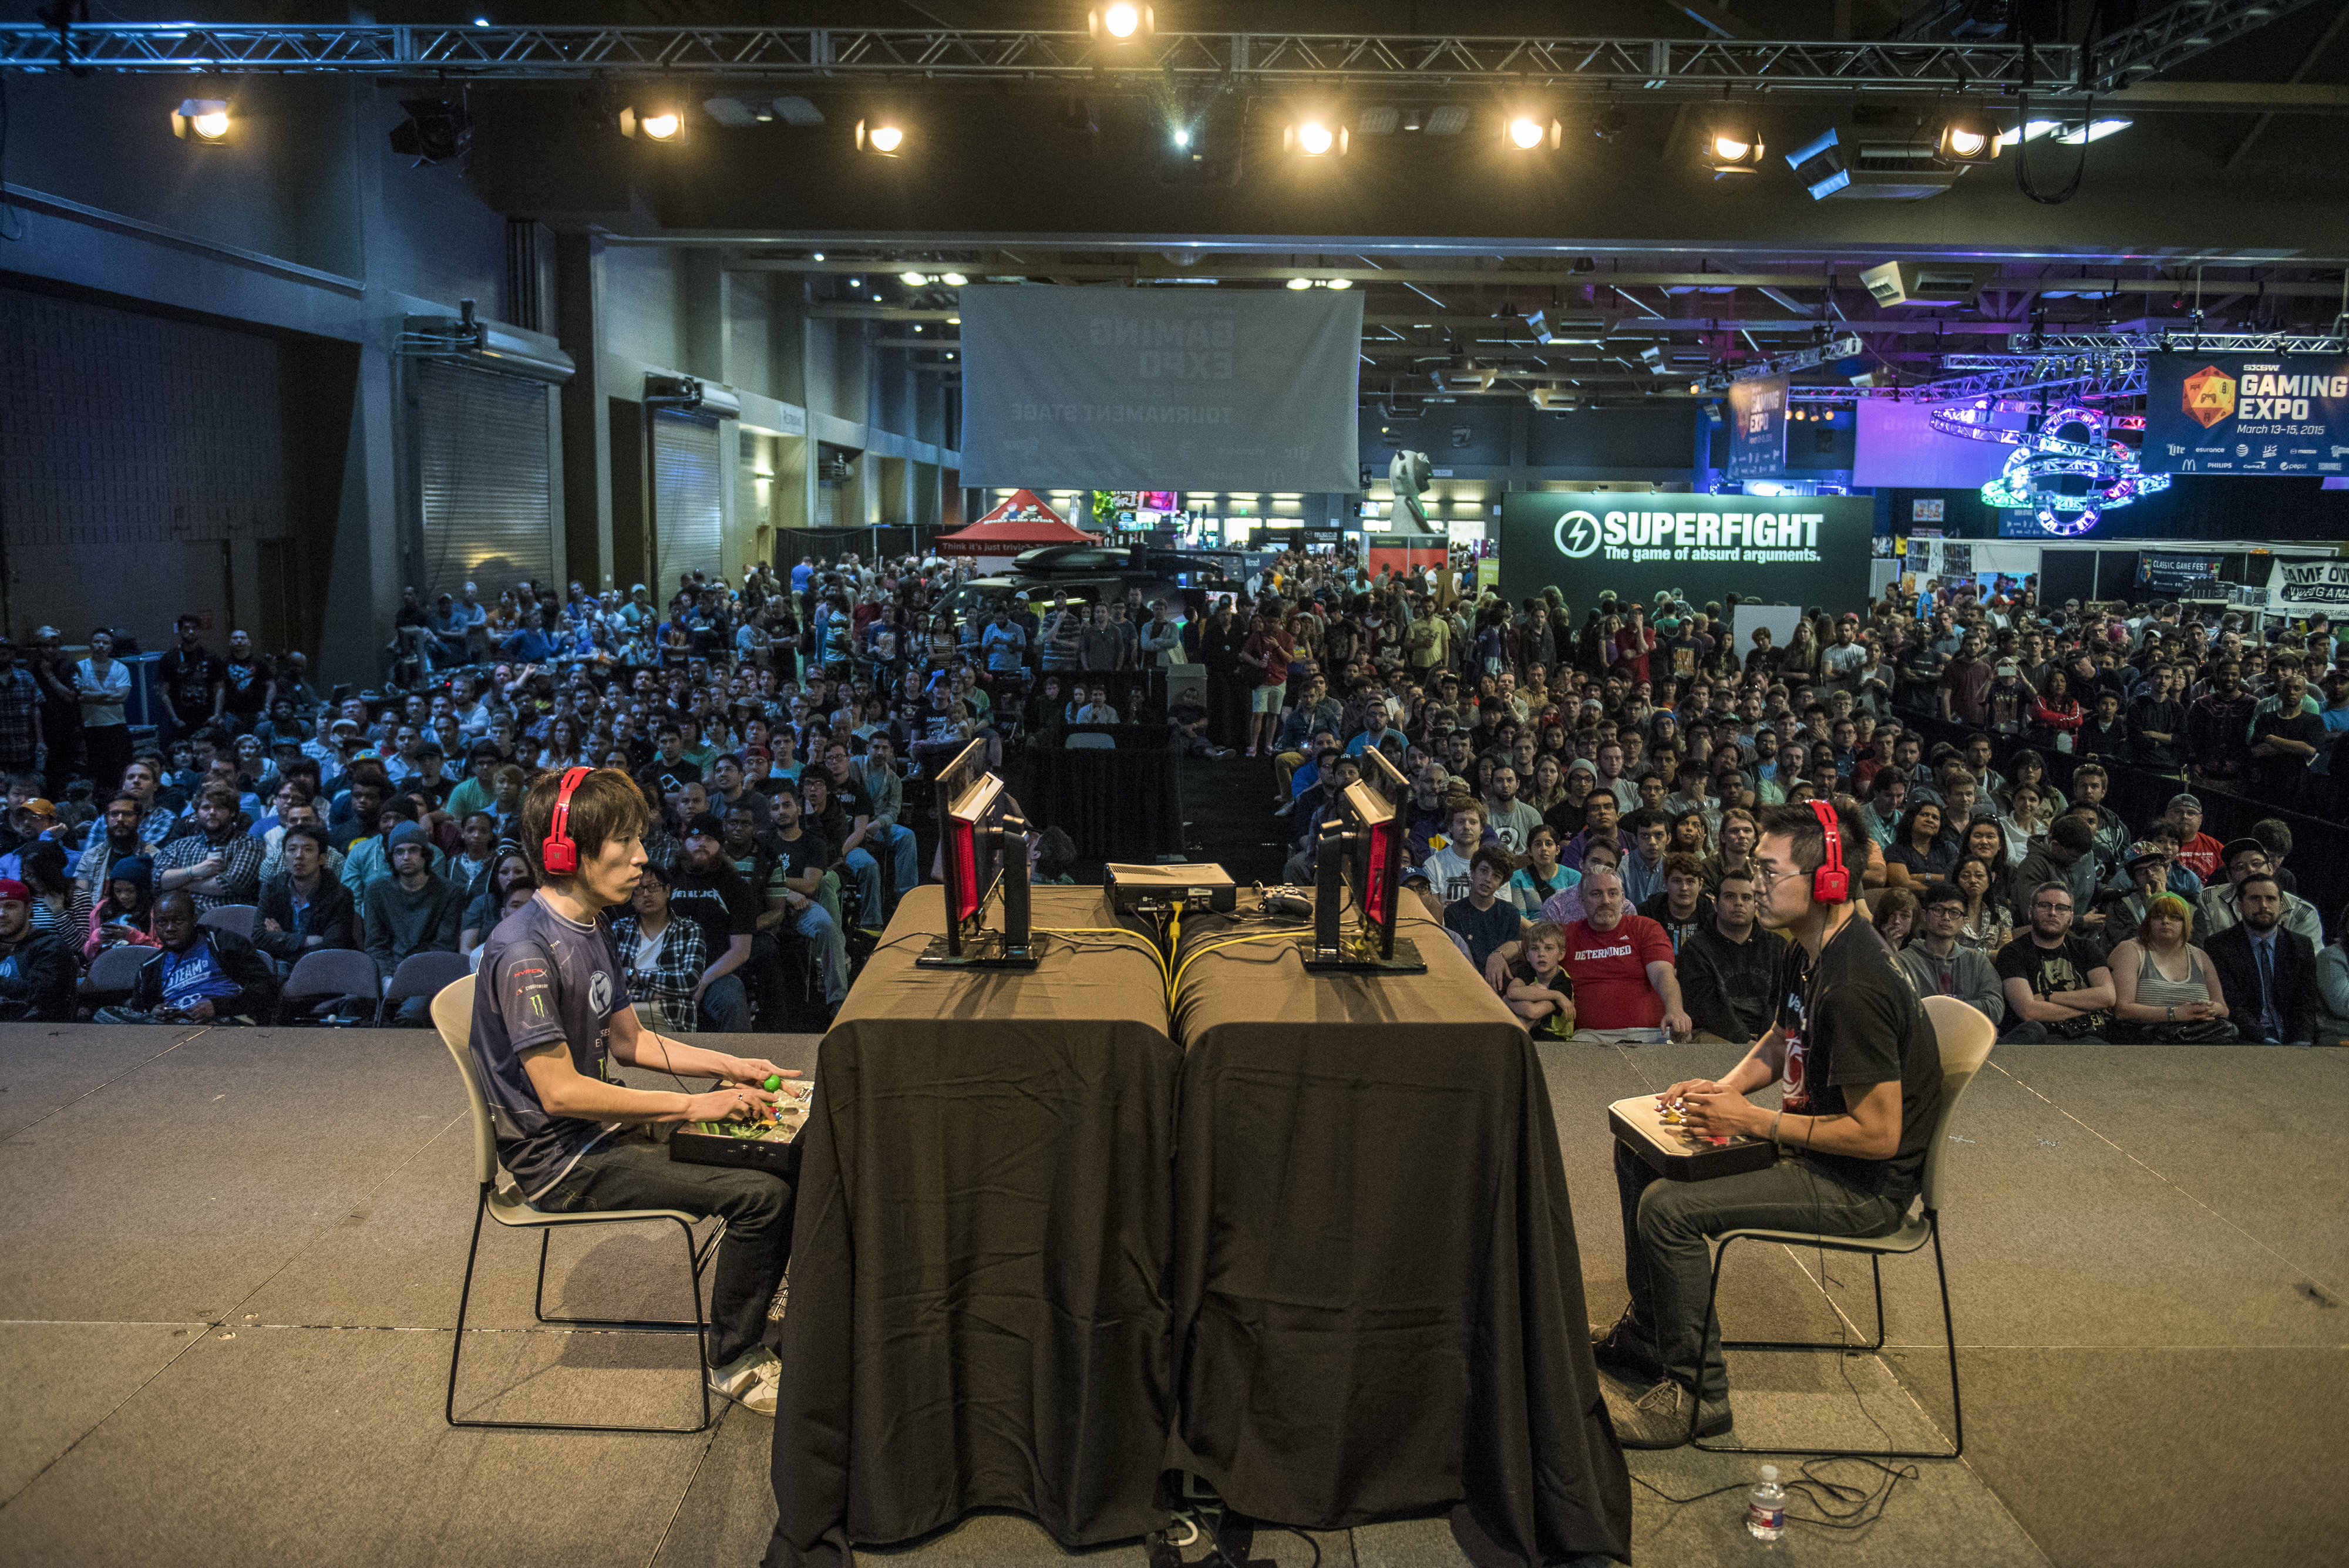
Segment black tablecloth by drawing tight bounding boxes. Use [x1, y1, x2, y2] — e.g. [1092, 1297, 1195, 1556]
[1016, 739, 1186, 861]
[1163, 906, 1633, 1568]
[766, 887, 1181, 1568]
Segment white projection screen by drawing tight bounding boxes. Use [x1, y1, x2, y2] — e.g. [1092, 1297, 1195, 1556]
[958, 285, 1363, 493]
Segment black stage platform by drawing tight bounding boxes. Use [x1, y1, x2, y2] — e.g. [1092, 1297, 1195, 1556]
[0, 1022, 2341, 1568]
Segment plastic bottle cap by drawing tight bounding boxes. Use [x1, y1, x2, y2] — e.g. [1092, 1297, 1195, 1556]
[763, 1075, 783, 1091]
[1759, 1465, 1779, 1483]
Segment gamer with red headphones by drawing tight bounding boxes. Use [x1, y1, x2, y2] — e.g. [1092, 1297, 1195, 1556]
[1590, 800, 1946, 1450]
[467, 765, 805, 1416]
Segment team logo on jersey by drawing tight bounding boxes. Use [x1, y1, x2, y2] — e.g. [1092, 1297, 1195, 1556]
[588, 970, 614, 1013]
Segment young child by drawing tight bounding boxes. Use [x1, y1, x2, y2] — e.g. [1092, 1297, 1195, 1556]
[1505, 919, 1577, 1037]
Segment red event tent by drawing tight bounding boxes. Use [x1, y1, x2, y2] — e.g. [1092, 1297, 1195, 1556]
[932, 489, 1100, 556]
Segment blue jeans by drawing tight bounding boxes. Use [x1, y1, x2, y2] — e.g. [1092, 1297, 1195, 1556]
[698, 973, 752, 1032]
[844, 826, 918, 924]
[790, 899, 848, 1006]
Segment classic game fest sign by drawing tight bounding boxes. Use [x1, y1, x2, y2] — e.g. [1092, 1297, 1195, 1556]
[1499, 492, 1875, 611]
[2143, 352, 2349, 475]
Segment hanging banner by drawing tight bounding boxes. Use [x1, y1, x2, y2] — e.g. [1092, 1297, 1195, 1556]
[1497, 492, 1874, 613]
[1725, 375, 1789, 481]
[2142, 352, 2349, 475]
[2136, 554, 2222, 595]
[957, 285, 1362, 493]
[2266, 556, 2349, 616]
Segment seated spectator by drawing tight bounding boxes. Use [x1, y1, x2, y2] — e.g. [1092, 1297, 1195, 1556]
[2314, 904, 2349, 1046]
[610, 860, 708, 1035]
[1884, 800, 1952, 886]
[364, 823, 465, 1025]
[341, 796, 445, 899]
[1618, 810, 1671, 906]
[461, 846, 537, 955]
[1672, 865, 1774, 1042]
[152, 783, 264, 911]
[1029, 825, 1079, 885]
[1636, 852, 1714, 956]
[16, 840, 76, 940]
[1483, 765, 1542, 854]
[95, 890, 276, 1025]
[0, 877, 78, 1021]
[1895, 884, 2005, 1024]
[1872, 886, 1919, 950]
[667, 812, 763, 1032]
[2205, 874, 2318, 1046]
[85, 854, 159, 961]
[1420, 796, 1486, 906]
[1508, 824, 1579, 916]
[2195, 838, 2323, 947]
[2013, 816, 2104, 933]
[2105, 894, 2237, 1043]
[1503, 919, 1576, 1037]
[253, 824, 358, 974]
[1994, 883, 2116, 1041]
[1490, 866, 1690, 1036]
[2164, 793, 2223, 883]
[1443, 846, 1526, 972]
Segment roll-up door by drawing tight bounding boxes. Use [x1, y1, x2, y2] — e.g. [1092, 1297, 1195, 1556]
[414, 359, 554, 601]
[651, 409, 723, 599]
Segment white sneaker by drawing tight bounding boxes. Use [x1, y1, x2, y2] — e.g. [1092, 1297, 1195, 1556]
[708, 1347, 782, 1416]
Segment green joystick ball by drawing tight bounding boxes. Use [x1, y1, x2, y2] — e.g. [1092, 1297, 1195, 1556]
[763, 1075, 783, 1092]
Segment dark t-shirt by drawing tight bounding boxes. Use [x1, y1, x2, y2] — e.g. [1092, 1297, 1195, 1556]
[768, 825, 832, 893]
[2250, 708, 2326, 795]
[1769, 916, 1943, 1203]
[824, 771, 877, 826]
[157, 647, 223, 716]
[665, 860, 759, 960]
[1993, 933, 2113, 1037]
[636, 756, 704, 800]
[221, 657, 270, 714]
[470, 896, 627, 1200]
[1443, 895, 1523, 971]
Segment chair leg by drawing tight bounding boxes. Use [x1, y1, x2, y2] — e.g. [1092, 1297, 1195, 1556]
[533, 1217, 720, 1331]
[1689, 1223, 1961, 1459]
[447, 1206, 713, 1435]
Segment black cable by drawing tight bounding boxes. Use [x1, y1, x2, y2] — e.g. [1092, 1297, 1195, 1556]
[1630, 1456, 1918, 1531]
[2013, 90, 2092, 207]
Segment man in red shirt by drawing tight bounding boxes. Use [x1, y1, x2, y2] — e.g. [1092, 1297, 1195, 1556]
[1489, 866, 1690, 1035]
[2163, 792, 2224, 883]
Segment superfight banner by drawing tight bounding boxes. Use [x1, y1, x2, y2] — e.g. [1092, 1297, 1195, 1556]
[1497, 492, 1875, 613]
[2143, 353, 2349, 476]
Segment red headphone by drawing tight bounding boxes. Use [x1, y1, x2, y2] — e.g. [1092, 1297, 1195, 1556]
[541, 766, 593, 876]
[1806, 799, 1850, 903]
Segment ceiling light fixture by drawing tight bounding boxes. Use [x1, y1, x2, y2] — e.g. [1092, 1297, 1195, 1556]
[1935, 110, 2000, 164]
[172, 99, 232, 144]
[1506, 115, 1561, 151]
[1286, 277, 1314, 290]
[900, 270, 930, 285]
[1089, 2, 1153, 42]
[621, 102, 686, 142]
[1284, 116, 1347, 157]
[857, 117, 907, 156]
[1705, 118, 1766, 176]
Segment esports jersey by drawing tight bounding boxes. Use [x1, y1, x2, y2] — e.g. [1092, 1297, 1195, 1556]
[471, 893, 627, 1200]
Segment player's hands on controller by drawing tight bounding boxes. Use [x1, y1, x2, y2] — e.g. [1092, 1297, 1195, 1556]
[1677, 1082, 1756, 1139]
[688, 1084, 778, 1123]
[1660, 1077, 1721, 1106]
[723, 1055, 802, 1086]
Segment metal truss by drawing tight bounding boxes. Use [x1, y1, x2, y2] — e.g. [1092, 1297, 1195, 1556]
[0, 21, 2082, 92]
[1785, 326, 2347, 402]
[2082, 0, 2331, 92]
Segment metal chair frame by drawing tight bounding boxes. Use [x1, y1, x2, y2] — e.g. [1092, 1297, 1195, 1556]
[1686, 995, 1992, 1459]
[432, 974, 727, 1435]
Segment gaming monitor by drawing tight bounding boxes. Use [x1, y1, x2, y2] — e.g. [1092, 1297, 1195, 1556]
[1303, 745, 1424, 974]
[920, 738, 1041, 969]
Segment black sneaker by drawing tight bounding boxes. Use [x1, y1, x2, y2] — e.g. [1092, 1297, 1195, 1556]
[1603, 1375, 1732, 1449]
[1589, 1307, 1664, 1383]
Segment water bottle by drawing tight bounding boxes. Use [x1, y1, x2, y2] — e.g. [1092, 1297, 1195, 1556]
[1745, 1463, 1785, 1543]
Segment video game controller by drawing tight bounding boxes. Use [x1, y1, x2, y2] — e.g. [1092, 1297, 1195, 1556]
[1255, 883, 1312, 919]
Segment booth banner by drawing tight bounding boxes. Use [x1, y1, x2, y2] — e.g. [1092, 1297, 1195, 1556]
[957, 285, 1362, 492]
[2143, 352, 2349, 475]
[2138, 553, 2222, 595]
[1725, 375, 1789, 481]
[2266, 556, 2349, 617]
[1497, 492, 1874, 612]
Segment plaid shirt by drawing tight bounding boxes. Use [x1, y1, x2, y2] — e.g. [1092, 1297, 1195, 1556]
[152, 827, 264, 912]
[0, 667, 38, 770]
[608, 911, 708, 1034]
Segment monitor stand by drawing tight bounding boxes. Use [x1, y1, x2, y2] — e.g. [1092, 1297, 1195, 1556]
[916, 932, 1046, 970]
[1298, 934, 1426, 975]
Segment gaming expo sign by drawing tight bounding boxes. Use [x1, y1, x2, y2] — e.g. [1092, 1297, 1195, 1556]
[2143, 352, 2349, 476]
[1498, 492, 1875, 612]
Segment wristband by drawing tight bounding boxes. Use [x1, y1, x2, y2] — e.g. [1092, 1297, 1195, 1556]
[1770, 1107, 1785, 1146]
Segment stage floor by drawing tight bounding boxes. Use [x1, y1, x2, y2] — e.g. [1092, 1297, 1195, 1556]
[0, 1024, 2341, 1568]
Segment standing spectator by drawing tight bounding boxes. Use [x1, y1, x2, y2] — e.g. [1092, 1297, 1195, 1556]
[1671, 866, 1773, 1042]
[2203, 874, 2317, 1045]
[610, 860, 708, 1035]
[364, 822, 465, 1022]
[2249, 671, 2327, 807]
[2129, 662, 2186, 779]
[1237, 612, 1295, 759]
[218, 630, 275, 735]
[1994, 883, 2115, 1040]
[26, 628, 83, 798]
[2185, 658, 2256, 793]
[762, 783, 847, 1018]
[76, 628, 136, 792]
[1895, 884, 2005, 1024]
[1939, 631, 1993, 727]
[0, 637, 45, 778]
[155, 614, 225, 743]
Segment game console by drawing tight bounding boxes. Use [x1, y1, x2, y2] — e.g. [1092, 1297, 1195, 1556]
[1106, 862, 1237, 914]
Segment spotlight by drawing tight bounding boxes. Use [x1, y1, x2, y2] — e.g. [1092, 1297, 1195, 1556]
[941, 272, 967, 287]
[1590, 106, 1628, 142]
[1172, 127, 1191, 148]
[621, 103, 686, 142]
[1704, 119, 1765, 175]
[389, 97, 472, 164]
[1505, 115, 1560, 151]
[1089, 2, 1153, 42]
[857, 117, 907, 156]
[1325, 277, 1352, 290]
[1286, 277, 1314, 290]
[1783, 127, 1849, 199]
[172, 99, 232, 144]
[1284, 117, 1347, 157]
[1935, 110, 2000, 165]
[900, 270, 930, 285]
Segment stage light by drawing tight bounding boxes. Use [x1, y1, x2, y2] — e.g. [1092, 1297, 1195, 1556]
[901, 270, 930, 285]
[1783, 128, 1849, 199]
[1089, 3, 1152, 42]
[389, 97, 472, 164]
[173, 99, 232, 143]
[1935, 111, 2000, 164]
[621, 103, 686, 142]
[1284, 117, 1347, 157]
[472, 14, 490, 25]
[941, 272, 967, 287]
[1506, 116, 1560, 151]
[812, 252, 826, 261]
[1286, 277, 1314, 290]
[857, 118, 907, 156]
[1705, 119, 1765, 175]
[1325, 277, 1352, 290]
[1590, 106, 1628, 142]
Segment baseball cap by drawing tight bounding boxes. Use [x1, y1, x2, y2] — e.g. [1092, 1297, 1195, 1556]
[17, 798, 55, 822]
[684, 811, 725, 840]
[2125, 842, 2168, 871]
[2218, 836, 2265, 866]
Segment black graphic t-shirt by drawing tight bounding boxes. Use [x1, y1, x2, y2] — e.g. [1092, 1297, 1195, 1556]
[1993, 934, 2112, 1037]
[1770, 916, 1943, 1204]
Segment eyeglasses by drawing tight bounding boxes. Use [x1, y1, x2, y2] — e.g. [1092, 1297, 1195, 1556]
[2032, 900, 2074, 913]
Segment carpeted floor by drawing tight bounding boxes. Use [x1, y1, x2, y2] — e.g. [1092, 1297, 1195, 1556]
[1, 1020, 2340, 1568]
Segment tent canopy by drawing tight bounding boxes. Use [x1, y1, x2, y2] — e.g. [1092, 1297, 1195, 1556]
[934, 489, 1098, 556]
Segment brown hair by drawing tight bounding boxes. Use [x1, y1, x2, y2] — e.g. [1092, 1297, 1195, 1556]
[521, 768, 651, 881]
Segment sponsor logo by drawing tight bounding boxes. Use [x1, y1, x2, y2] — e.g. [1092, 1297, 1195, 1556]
[2237, 443, 2251, 457]
[588, 970, 614, 1012]
[2182, 364, 2236, 428]
[2166, 443, 2186, 456]
[1553, 509, 1603, 560]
